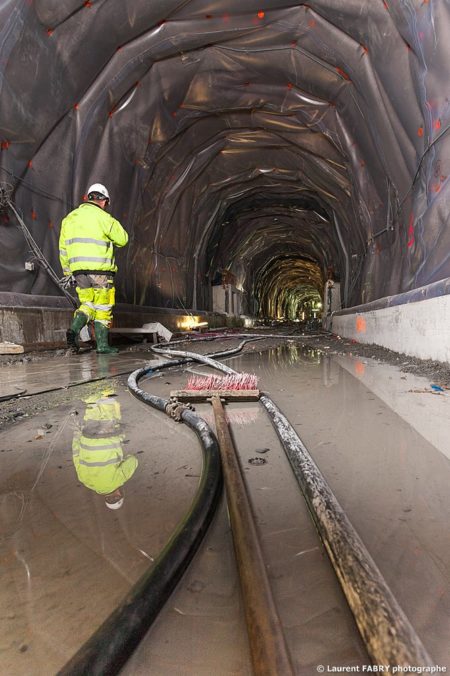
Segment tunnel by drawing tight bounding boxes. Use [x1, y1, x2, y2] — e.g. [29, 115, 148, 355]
[1, 0, 450, 362]
[1, 2, 450, 675]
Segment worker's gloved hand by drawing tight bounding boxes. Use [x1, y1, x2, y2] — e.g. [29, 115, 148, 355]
[60, 274, 76, 289]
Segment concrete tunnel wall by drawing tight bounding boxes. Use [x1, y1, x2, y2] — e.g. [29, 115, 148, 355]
[1, 2, 450, 360]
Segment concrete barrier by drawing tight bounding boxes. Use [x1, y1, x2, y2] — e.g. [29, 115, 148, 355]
[331, 293, 450, 364]
[0, 293, 232, 350]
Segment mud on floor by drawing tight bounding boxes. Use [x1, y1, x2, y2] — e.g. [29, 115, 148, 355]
[1, 330, 449, 431]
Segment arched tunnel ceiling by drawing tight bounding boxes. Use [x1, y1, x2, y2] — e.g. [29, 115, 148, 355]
[1, 1, 449, 317]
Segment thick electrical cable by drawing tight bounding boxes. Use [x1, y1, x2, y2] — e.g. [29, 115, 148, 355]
[260, 396, 433, 667]
[55, 336, 285, 674]
[7, 199, 77, 307]
[58, 366, 222, 676]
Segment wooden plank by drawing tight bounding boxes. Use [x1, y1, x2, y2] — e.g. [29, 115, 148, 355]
[0, 342, 24, 354]
[170, 389, 260, 402]
[109, 328, 157, 334]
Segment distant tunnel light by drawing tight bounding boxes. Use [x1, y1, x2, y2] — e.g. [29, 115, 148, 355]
[177, 316, 208, 330]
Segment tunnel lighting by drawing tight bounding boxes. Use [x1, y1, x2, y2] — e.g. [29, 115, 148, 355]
[177, 316, 208, 331]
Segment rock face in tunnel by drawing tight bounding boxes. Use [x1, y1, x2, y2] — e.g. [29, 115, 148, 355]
[0, 1, 448, 314]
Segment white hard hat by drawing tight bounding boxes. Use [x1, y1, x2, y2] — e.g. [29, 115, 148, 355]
[87, 183, 110, 201]
[105, 497, 124, 510]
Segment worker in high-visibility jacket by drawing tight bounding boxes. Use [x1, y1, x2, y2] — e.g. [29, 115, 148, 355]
[59, 183, 128, 354]
[72, 390, 138, 509]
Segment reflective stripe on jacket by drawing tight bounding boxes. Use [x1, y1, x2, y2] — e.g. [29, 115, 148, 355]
[72, 433, 138, 495]
[59, 203, 128, 274]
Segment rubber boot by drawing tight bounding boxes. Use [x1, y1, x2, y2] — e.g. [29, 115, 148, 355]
[66, 312, 88, 352]
[94, 321, 118, 354]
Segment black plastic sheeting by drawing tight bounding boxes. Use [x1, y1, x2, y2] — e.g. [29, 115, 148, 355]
[1, 1, 449, 316]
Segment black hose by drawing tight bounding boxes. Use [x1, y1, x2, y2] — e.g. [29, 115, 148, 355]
[153, 347, 434, 667]
[154, 331, 322, 350]
[153, 336, 267, 362]
[58, 367, 222, 676]
[53, 331, 434, 673]
[260, 395, 433, 667]
[57, 341, 267, 674]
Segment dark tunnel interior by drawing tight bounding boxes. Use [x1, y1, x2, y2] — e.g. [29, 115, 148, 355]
[1, 1, 449, 320]
[1, 6, 450, 671]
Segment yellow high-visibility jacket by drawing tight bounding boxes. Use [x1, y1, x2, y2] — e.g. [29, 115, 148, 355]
[72, 433, 138, 495]
[71, 392, 138, 495]
[59, 203, 128, 275]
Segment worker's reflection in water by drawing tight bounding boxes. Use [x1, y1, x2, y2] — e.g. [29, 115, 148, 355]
[72, 388, 138, 510]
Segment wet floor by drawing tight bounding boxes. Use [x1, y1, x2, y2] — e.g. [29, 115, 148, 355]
[0, 340, 449, 674]
[0, 350, 163, 400]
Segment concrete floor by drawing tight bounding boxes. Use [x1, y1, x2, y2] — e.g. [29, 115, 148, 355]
[0, 340, 449, 674]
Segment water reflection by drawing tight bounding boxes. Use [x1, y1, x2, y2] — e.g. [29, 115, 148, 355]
[0, 490, 26, 540]
[322, 355, 341, 388]
[201, 404, 261, 428]
[265, 343, 323, 370]
[72, 388, 138, 510]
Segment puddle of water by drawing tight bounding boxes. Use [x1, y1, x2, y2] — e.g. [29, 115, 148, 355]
[0, 351, 163, 398]
[122, 499, 253, 676]
[336, 353, 450, 459]
[1, 344, 449, 672]
[0, 380, 203, 674]
[230, 345, 450, 667]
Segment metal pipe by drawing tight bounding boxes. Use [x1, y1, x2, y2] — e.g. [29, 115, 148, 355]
[59, 336, 434, 673]
[210, 395, 294, 676]
[332, 212, 350, 308]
